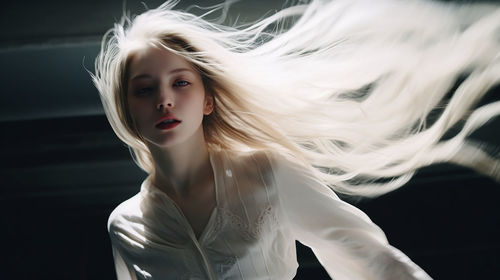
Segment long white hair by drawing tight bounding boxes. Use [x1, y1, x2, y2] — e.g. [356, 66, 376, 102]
[92, 0, 500, 197]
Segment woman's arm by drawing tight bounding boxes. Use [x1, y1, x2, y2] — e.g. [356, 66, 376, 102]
[269, 153, 432, 280]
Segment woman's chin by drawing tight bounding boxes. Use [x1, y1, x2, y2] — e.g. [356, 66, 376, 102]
[144, 135, 183, 149]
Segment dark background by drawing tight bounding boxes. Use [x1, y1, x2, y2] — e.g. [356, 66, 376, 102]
[1, 0, 499, 279]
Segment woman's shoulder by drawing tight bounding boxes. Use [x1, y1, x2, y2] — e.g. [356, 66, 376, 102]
[219, 148, 306, 175]
[221, 149, 276, 173]
[107, 192, 142, 234]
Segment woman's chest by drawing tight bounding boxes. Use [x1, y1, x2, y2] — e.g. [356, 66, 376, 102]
[129, 200, 290, 279]
[139, 173, 281, 245]
[174, 192, 216, 239]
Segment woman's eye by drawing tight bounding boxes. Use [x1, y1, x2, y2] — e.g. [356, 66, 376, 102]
[135, 87, 153, 95]
[173, 80, 190, 87]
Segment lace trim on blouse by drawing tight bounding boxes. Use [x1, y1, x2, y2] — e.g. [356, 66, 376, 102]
[214, 205, 278, 241]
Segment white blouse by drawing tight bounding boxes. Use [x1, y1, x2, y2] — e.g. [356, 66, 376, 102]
[108, 149, 432, 279]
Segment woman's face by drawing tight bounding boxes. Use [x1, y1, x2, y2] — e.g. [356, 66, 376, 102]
[126, 45, 213, 148]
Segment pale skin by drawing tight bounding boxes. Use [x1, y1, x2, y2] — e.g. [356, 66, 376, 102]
[127, 45, 215, 238]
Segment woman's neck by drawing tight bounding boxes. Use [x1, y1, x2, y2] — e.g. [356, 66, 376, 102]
[147, 131, 213, 199]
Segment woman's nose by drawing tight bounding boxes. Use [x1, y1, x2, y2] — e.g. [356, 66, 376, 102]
[156, 89, 174, 111]
[157, 102, 173, 111]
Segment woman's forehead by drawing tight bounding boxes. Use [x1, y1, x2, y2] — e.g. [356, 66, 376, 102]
[127, 46, 195, 79]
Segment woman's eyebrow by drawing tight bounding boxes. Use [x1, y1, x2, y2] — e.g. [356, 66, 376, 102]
[169, 68, 194, 75]
[130, 68, 194, 81]
[130, 74, 153, 81]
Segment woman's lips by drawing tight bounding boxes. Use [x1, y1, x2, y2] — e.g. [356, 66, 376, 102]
[155, 113, 181, 130]
[156, 120, 180, 130]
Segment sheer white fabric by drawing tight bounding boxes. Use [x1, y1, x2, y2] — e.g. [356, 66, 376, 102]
[108, 149, 432, 279]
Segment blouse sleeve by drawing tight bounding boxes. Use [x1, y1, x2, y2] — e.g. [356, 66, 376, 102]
[111, 245, 137, 280]
[108, 207, 137, 280]
[269, 153, 432, 280]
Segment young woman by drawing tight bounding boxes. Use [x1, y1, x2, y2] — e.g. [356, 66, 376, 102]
[92, 0, 500, 279]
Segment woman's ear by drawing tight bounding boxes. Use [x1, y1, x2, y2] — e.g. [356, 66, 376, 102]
[203, 94, 214, 115]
